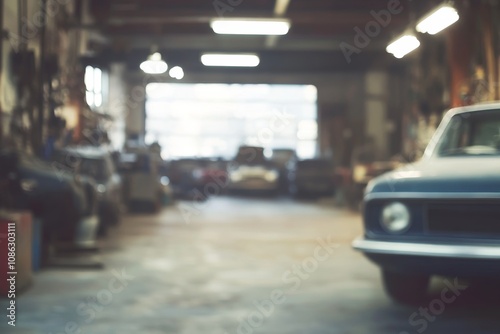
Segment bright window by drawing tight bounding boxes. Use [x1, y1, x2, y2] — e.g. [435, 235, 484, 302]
[85, 66, 103, 109]
[145, 83, 318, 160]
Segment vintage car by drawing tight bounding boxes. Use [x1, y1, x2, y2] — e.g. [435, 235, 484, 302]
[288, 158, 336, 198]
[53, 147, 122, 236]
[227, 146, 280, 195]
[197, 158, 229, 194]
[271, 148, 297, 192]
[1, 150, 99, 263]
[166, 158, 207, 199]
[119, 148, 171, 211]
[353, 102, 500, 304]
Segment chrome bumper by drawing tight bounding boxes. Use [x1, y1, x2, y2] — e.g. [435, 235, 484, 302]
[353, 237, 500, 259]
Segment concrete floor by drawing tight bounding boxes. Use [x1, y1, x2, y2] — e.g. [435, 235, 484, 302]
[1, 197, 500, 334]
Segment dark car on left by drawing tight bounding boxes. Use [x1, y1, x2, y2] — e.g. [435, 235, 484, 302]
[0, 149, 99, 262]
[52, 147, 122, 235]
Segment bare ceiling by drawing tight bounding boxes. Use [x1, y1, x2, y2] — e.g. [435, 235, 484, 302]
[84, 0, 439, 73]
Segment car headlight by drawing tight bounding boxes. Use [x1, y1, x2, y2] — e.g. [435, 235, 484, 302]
[264, 170, 279, 182]
[381, 202, 410, 233]
[230, 172, 243, 182]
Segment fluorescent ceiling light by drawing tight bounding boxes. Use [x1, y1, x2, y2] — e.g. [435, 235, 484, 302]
[416, 4, 459, 35]
[210, 19, 290, 35]
[201, 54, 260, 67]
[140, 52, 168, 74]
[386, 34, 420, 59]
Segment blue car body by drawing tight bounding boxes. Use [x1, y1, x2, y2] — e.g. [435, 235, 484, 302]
[354, 103, 500, 280]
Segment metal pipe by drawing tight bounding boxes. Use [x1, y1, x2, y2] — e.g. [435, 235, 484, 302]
[17, 0, 22, 50]
[38, 0, 47, 149]
[0, 0, 3, 145]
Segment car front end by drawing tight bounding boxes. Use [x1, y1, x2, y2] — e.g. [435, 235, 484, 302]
[353, 104, 500, 303]
[354, 190, 500, 278]
[228, 165, 280, 192]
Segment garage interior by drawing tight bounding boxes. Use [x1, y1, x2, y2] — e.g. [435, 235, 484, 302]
[1, 0, 500, 333]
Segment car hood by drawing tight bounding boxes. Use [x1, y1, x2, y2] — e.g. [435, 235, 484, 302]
[368, 157, 500, 194]
[19, 157, 75, 194]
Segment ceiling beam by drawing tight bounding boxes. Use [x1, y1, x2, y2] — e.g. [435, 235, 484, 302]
[83, 10, 406, 25]
[102, 24, 375, 37]
[266, 0, 292, 48]
[274, 0, 292, 16]
[104, 34, 389, 52]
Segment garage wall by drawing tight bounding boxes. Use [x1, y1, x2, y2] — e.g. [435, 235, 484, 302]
[107, 63, 127, 150]
[0, 0, 83, 152]
[0, 2, 40, 137]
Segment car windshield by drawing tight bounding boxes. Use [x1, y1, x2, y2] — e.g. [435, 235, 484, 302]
[437, 110, 500, 157]
[234, 147, 266, 164]
[272, 150, 295, 162]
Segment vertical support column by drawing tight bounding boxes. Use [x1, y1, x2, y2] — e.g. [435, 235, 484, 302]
[316, 87, 330, 158]
[481, 2, 497, 101]
[125, 77, 145, 144]
[316, 102, 324, 156]
[0, 0, 3, 145]
[37, 0, 47, 150]
[108, 63, 127, 149]
[364, 72, 388, 159]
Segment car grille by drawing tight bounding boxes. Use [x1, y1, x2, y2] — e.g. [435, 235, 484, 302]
[427, 203, 500, 237]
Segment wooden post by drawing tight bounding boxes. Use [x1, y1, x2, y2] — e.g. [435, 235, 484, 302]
[446, 3, 476, 107]
[481, 2, 497, 101]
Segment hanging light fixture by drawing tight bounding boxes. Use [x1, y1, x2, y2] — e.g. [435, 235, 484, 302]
[386, 33, 420, 59]
[169, 66, 184, 80]
[140, 50, 168, 74]
[416, 3, 459, 35]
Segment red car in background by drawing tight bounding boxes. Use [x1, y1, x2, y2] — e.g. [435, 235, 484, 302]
[197, 159, 229, 191]
[167, 158, 228, 199]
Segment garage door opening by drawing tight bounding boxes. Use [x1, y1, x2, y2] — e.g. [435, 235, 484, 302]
[145, 83, 318, 160]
